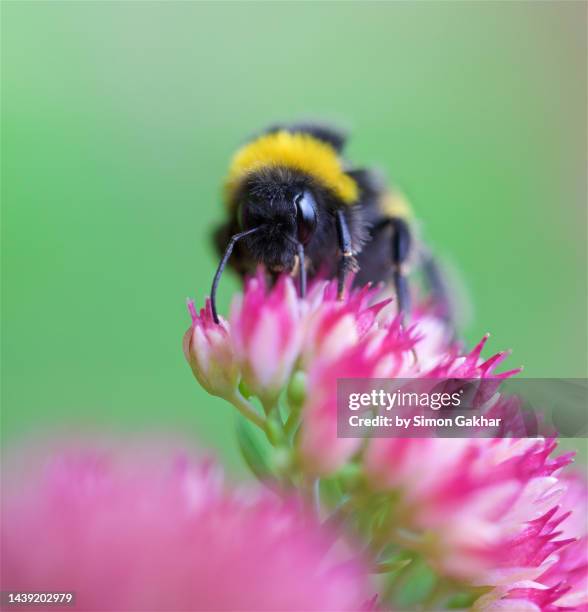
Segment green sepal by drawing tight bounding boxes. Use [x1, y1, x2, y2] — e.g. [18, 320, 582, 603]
[264, 416, 284, 446]
[445, 592, 481, 609]
[238, 380, 254, 399]
[319, 476, 344, 509]
[336, 461, 363, 490]
[388, 558, 436, 608]
[373, 555, 412, 574]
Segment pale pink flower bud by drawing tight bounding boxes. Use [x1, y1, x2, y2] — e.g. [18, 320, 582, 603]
[230, 272, 303, 401]
[183, 298, 240, 398]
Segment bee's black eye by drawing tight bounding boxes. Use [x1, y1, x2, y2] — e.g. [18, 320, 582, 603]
[295, 191, 317, 245]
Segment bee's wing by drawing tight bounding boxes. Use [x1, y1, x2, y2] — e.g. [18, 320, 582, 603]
[435, 252, 474, 332]
[500, 378, 588, 438]
[412, 231, 474, 333]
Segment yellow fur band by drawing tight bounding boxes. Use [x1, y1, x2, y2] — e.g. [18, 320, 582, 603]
[224, 131, 359, 205]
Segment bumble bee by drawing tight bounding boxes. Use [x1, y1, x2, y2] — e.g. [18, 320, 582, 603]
[211, 122, 450, 324]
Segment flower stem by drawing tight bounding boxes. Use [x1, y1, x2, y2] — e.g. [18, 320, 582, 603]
[228, 391, 266, 431]
[284, 400, 302, 437]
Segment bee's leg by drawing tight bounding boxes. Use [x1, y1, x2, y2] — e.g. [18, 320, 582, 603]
[389, 217, 412, 319]
[213, 220, 250, 278]
[296, 242, 307, 298]
[370, 217, 412, 319]
[335, 209, 355, 299]
[419, 246, 453, 325]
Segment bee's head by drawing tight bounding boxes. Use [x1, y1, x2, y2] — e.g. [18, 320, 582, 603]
[236, 171, 318, 272]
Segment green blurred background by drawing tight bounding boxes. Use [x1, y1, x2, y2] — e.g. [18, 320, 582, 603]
[2, 1, 586, 473]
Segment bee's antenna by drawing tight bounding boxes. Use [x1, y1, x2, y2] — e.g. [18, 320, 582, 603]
[211, 226, 263, 324]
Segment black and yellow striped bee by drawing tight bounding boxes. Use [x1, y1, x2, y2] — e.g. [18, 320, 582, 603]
[211, 122, 449, 324]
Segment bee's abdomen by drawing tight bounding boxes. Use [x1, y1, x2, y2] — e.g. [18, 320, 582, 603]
[379, 190, 413, 220]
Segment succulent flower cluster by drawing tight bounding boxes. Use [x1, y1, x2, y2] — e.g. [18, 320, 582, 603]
[2, 272, 585, 611]
[182, 272, 587, 611]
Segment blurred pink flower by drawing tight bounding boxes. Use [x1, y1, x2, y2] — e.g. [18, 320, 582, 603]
[230, 272, 304, 402]
[183, 298, 240, 399]
[1, 444, 371, 612]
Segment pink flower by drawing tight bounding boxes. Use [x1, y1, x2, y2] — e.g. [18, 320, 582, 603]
[185, 273, 456, 413]
[183, 298, 240, 399]
[537, 537, 588, 609]
[296, 282, 520, 475]
[540, 474, 588, 608]
[406, 331, 522, 382]
[301, 282, 392, 366]
[230, 272, 303, 402]
[299, 312, 419, 474]
[185, 274, 526, 475]
[364, 436, 577, 583]
[476, 473, 588, 611]
[1, 442, 371, 612]
[182, 272, 585, 604]
[553, 472, 588, 539]
[472, 581, 573, 612]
